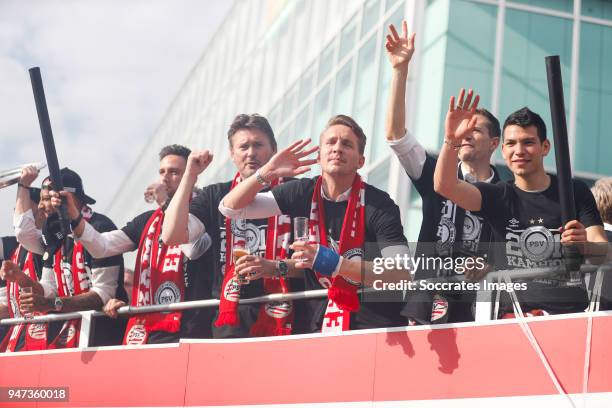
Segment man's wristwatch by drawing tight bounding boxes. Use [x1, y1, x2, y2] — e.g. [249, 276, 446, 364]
[276, 260, 288, 278]
[53, 297, 64, 312]
[254, 169, 271, 187]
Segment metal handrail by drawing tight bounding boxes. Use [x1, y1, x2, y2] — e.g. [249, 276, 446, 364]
[1, 262, 609, 348]
[1, 263, 607, 327]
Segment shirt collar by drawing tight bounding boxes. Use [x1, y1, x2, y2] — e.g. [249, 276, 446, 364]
[321, 184, 352, 202]
[460, 162, 494, 184]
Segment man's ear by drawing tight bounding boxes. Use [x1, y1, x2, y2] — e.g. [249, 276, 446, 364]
[542, 139, 551, 156]
[490, 137, 500, 152]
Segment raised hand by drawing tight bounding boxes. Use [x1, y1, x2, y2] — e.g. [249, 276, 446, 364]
[444, 88, 480, 144]
[385, 21, 415, 70]
[144, 181, 168, 206]
[262, 139, 318, 180]
[185, 150, 214, 179]
[49, 190, 80, 219]
[19, 165, 39, 187]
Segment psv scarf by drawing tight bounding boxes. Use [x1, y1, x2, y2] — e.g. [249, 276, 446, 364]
[0, 246, 47, 352]
[47, 241, 89, 349]
[216, 173, 294, 336]
[309, 174, 365, 333]
[124, 208, 186, 345]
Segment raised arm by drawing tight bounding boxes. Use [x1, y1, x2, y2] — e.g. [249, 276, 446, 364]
[15, 166, 39, 216]
[162, 150, 213, 245]
[50, 191, 136, 258]
[221, 139, 318, 210]
[385, 21, 415, 141]
[13, 166, 44, 255]
[384, 22, 428, 180]
[433, 88, 483, 212]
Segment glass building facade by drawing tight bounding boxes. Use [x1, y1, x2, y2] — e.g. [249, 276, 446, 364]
[109, 0, 612, 244]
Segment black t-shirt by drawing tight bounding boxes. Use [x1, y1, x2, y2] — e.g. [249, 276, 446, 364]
[403, 154, 500, 323]
[190, 181, 307, 338]
[42, 212, 127, 347]
[411, 154, 500, 270]
[121, 209, 213, 341]
[474, 175, 603, 314]
[271, 177, 409, 332]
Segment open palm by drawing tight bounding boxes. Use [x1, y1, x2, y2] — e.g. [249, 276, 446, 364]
[445, 88, 480, 143]
[267, 139, 318, 178]
[385, 21, 415, 69]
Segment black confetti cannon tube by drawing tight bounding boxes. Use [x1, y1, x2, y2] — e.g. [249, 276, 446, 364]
[545, 55, 581, 272]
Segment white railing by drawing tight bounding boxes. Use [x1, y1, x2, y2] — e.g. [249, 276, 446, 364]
[1, 263, 610, 348]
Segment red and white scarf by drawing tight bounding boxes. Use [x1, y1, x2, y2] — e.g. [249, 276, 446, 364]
[215, 173, 294, 336]
[0, 246, 47, 352]
[124, 208, 186, 345]
[308, 174, 365, 333]
[47, 240, 89, 349]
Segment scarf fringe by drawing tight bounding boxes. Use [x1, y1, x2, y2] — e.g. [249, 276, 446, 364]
[146, 313, 181, 333]
[215, 311, 240, 327]
[328, 284, 360, 312]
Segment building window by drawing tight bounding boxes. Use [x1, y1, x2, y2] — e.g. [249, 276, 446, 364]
[575, 22, 612, 175]
[416, 0, 497, 151]
[508, 0, 573, 14]
[318, 41, 336, 83]
[339, 16, 358, 62]
[499, 8, 573, 169]
[362, 0, 381, 37]
[366, 158, 390, 192]
[332, 60, 354, 115]
[371, 5, 405, 163]
[582, 0, 612, 19]
[313, 83, 331, 134]
[354, 36, 378, 145]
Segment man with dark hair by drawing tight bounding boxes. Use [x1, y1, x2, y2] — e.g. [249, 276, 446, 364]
[12, 166, 127, 347]
[159, 144, 192, 161]
[504, 107, 547, 142]
[384, 22, 501, 324]
[434, 95, 608, 316]
[228, 113, 277, 151]
[163, 114, 304, 338]
[216, 115, 412, 333]
[64, 144, 212, 344]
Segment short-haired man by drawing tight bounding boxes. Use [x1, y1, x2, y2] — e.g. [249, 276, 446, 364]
[384, 22, 501, 323]
[590, 177, 612, 310]
[13, 167, 127, 347]
[434, 97, 608, 316]
[591, 178, 612, 242]
[218, 114, 412, 333]
[65, 144, 212, 344]
[163, 114, 305, 338]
